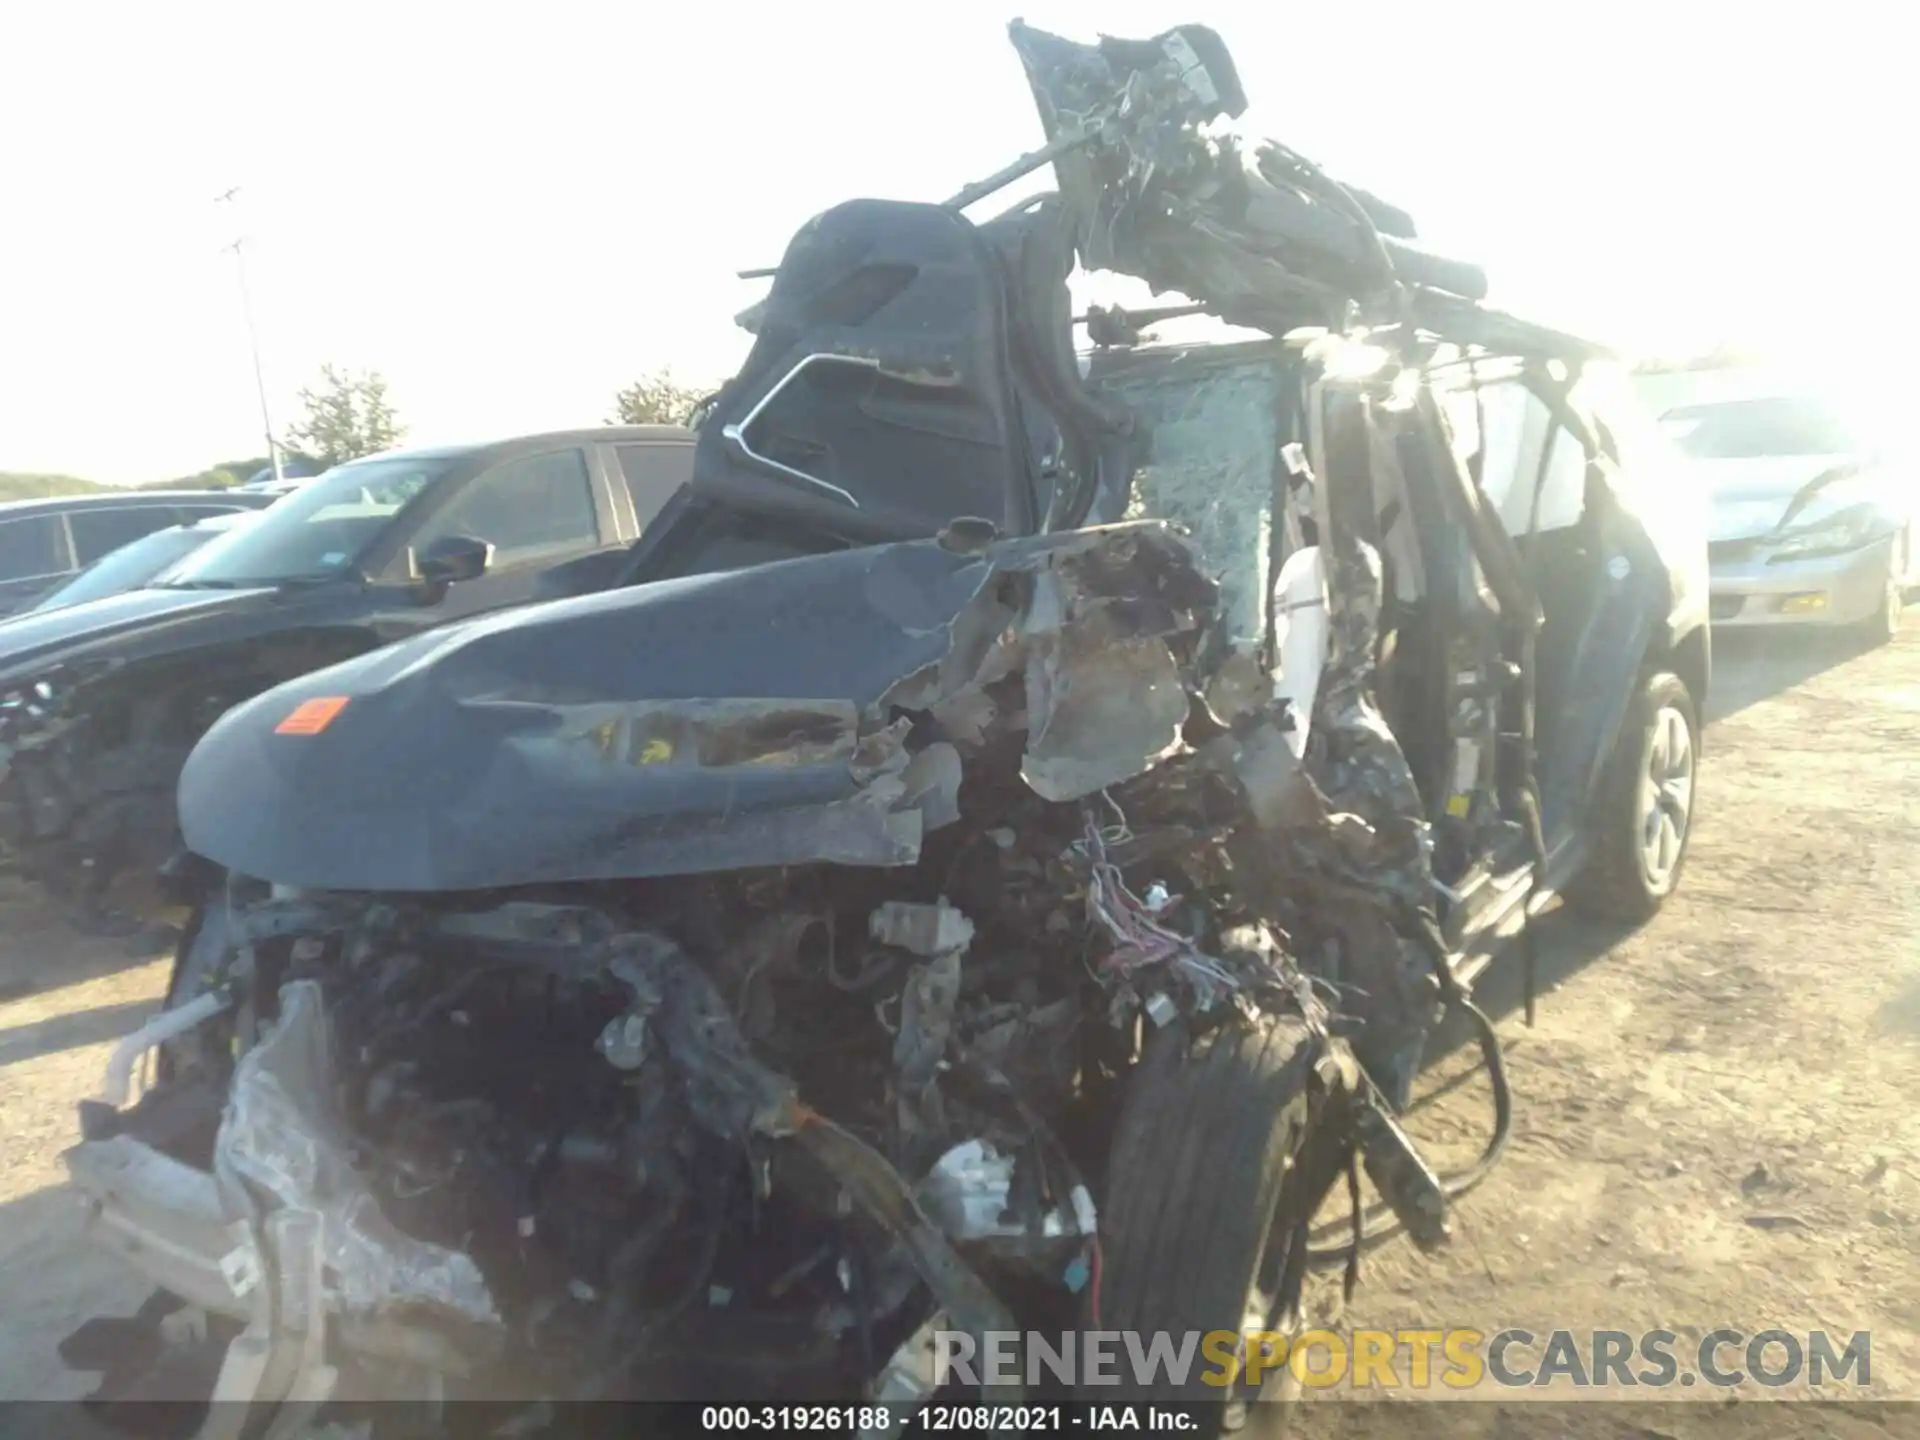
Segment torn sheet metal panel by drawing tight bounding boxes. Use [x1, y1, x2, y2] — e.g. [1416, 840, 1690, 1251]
[564, 697, 865, 771]
[1015, 522, 1221, 802]
[896, 742, 963, 833]
[177, 540, 1005, 891]
[178, 523, 1227, 890]
[1019, 591, 1191, 801]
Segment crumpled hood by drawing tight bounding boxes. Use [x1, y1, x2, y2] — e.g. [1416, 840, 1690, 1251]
[179, 523, 1224, 893]
[0, 584, 280, 682]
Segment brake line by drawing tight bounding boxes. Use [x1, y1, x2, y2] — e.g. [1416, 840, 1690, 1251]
[1304, 992, 1512, 1263]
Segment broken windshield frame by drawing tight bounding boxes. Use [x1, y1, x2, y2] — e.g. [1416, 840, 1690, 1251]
[158, 457, 456, 590]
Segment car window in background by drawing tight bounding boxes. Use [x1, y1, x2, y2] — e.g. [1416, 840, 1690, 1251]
[28, 514, 252, 613]
[413, 450, 599, 564]
[163, 457, 454, 588]
[150, 510, 254, 569]
[68, 506, 179, 565]
[1660, 397, 1856, 460]
[0, 514, 69, 582]
[174, 502, 249, 523]
[615, 443, 694, 530]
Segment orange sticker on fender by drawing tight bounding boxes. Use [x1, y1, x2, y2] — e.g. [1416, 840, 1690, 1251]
[275, 696, 350, 735]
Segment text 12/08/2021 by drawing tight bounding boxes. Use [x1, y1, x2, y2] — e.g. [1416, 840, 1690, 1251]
[700, 1406, 1201, 1431]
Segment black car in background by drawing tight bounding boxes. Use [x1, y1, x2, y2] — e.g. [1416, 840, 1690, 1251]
[0, 490, 277, 614]
[0, 425, 694, 917]
[24, 510, 263, 616]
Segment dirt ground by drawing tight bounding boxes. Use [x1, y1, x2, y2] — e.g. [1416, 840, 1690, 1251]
[1, 619, 1917, 1428]
[1302, 617, 1920, 1431]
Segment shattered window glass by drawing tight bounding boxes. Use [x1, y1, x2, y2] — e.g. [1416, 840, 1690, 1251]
[1091, 352, 1285, 647]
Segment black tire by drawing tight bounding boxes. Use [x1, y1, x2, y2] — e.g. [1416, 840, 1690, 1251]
[1856, 567, 1904, 647]
[1089, 1016, 1319, 1434]
[1567, 669, 1698, 923]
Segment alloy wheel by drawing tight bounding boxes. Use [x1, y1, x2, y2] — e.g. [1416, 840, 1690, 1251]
[1640, 704, 1695, 889]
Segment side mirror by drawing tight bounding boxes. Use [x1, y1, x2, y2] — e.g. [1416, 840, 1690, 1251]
[415, 533, 493, 586]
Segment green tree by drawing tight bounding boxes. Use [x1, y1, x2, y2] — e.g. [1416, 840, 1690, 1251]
[0, 473, 104, 501]
[610, 369, 706, 427]
[286, 364, 406, 465]
[140, 468, 240, 492]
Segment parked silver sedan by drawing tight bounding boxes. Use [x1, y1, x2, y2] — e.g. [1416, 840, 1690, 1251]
[1662, 394, 1915, 643]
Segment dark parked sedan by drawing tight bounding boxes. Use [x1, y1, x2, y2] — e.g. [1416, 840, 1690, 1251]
[0, 490, 277, 614]
[0, 425, 694, 918]
[24, 509, 262, 615]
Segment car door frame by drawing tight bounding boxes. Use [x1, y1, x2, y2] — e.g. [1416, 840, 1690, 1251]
[1512, 376, 1673, 880]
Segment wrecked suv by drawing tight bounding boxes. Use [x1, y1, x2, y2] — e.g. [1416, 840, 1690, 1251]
[62, 19, 1708, 1435]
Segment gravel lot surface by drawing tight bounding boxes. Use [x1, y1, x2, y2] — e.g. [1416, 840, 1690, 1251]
[2, 620, 1915, 1434]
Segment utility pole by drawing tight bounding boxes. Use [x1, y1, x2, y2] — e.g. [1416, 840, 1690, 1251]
[215, 187, 284, 485]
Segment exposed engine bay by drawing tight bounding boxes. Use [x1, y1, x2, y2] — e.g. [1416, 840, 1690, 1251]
[71, 513, 1460, 1421]
[48, 17, 1622, 1435]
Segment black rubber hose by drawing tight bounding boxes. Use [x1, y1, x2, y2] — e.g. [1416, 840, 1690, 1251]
[1304, 993, 1511, 1263]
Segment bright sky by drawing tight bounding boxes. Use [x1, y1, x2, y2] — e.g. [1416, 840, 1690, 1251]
[0, 1, 1905, 483]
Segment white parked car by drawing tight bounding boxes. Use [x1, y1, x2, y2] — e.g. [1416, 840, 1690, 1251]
[1662, 393, 1916, 643]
